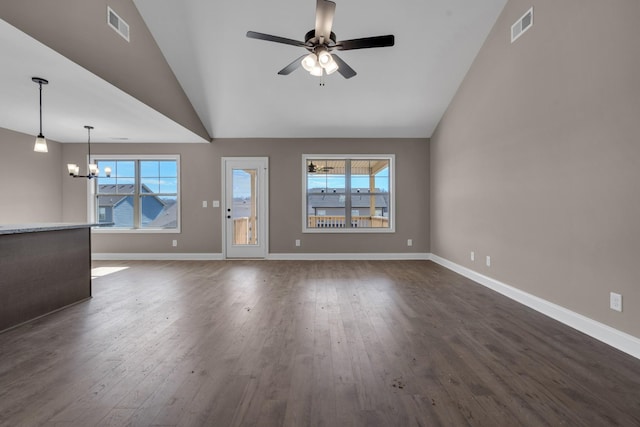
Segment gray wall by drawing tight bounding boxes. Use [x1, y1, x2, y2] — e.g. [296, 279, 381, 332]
[0, 127, 63, 223]
[0, 0, 209, 141]
[430, 0, 640, 337]
[62, 138, 429, 254]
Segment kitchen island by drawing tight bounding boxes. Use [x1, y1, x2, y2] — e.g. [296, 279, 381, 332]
[0, 223, 94, 332]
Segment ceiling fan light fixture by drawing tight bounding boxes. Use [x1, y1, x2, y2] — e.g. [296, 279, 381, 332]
[316, 48, 331, 66]
[309, 65, 323, 77]
[301, 53, 318, 71]
[324, 57, 339, 75]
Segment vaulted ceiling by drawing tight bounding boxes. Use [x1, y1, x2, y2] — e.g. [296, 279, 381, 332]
[0, 1, 507, 143]
[134, 0, 507, 139]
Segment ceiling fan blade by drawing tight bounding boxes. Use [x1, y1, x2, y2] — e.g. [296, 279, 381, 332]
[278, 55, 307, 75]
[246, 31, 306, 47]
[335, 35, 395, 51]
[331, 54, 357, 79]
[315, 0, 336, 43]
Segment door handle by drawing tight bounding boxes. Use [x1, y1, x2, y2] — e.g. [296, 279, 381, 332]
[227, 215, 231, 219]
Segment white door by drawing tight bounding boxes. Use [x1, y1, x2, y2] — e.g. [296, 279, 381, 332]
[223, 157, 268, 258]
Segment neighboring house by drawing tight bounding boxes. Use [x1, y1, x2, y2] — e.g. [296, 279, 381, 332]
[97, 184, 173, 227]
[147, 202, 178, 228]
[307, 188, 389, 217]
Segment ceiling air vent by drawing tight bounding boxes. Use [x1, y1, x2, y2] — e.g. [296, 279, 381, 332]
[511, 7, 533, 43]
[107, 6, 130, 42]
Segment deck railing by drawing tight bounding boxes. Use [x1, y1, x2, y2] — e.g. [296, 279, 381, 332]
[307, 215, 389, 228]
[233, 216, 389, 244]
[233, 217, 257, 245]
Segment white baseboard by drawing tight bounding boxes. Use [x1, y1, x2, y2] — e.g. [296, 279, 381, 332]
[429, 254, 640, 360]
[267, 252, 431, 261]
[92, 253, 224, 261]
[92, 252, 429, 261]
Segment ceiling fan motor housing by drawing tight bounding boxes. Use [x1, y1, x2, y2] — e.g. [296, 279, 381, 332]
[305, 30, 337, 48]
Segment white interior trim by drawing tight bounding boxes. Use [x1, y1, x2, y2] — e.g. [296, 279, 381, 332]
[92, 253, 224, 261]
[430, 254, 640, 360]
[221, 156, 269, 259]
[267, 252, 430, 261]
[93, 252, 428, 261]
[301, 154, 396, 234]
[91, 252, 429, 261]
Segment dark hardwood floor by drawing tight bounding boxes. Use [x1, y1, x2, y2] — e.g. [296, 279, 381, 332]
[0, 260, 639, 426]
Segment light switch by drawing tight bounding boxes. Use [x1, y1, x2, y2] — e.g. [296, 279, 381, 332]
[212, 200, 220, 208]
[202, 200, 208, 208]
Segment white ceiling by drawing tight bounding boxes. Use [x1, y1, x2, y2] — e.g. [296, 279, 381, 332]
[1, 1, 506, 143]
[133, 0, 507, 139]
[0, 18, 207, 144]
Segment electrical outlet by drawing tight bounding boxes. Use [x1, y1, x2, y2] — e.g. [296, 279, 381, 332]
[471, 251, 475, 261]
[407, 239, 413, 247]
[172, 240, 177, 247]
[610, 292, 622, 312]
[295, 239, 301, 247]
[486, 256, 491, 267]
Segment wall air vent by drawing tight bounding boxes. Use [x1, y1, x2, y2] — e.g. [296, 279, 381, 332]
[511, 7, 533, 43]
[107, 6, 130, 42]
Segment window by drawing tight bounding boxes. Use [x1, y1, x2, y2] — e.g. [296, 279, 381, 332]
[303, 154, 394, 233]
[91, 155, 180, 232]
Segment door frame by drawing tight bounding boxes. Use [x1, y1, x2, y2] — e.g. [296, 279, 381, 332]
[222, 157, 269, 259]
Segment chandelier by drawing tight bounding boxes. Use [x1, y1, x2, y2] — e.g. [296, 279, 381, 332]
[67, 126, 111, 179]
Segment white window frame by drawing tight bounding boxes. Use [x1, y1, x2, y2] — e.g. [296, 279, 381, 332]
[302, 154, 395, 233]
[90, 154, 181, 234]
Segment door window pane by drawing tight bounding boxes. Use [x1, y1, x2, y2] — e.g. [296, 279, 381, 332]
[232, 169, 258, 245]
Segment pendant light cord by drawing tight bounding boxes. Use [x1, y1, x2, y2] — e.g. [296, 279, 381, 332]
[38, 82, 43, 135]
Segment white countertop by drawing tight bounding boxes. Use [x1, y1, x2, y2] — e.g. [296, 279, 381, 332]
[0, 223, 100, 235]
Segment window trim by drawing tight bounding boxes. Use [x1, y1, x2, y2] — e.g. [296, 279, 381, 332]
[302, 154, 395, 234]
[89, 154, 181, 234]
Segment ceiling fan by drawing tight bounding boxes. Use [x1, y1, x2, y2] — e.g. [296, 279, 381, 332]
[246, 0, 394, 79]
[308, 162, 334, 173]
